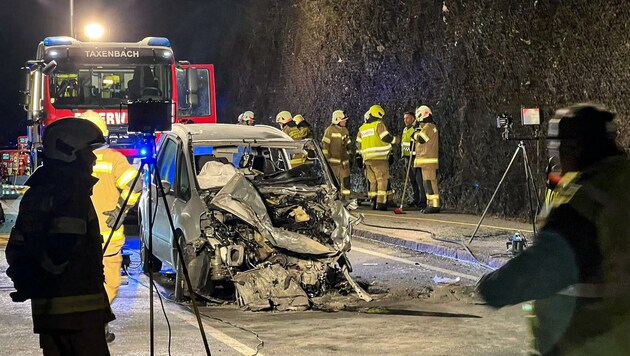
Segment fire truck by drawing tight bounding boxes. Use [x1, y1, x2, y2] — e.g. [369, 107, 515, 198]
[20, 36, 216, 166]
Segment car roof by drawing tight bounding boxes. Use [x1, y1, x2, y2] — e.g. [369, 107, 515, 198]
[170, 123, 293, 145]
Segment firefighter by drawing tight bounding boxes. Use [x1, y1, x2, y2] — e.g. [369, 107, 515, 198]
[293, 114, 314, 139]
[412, 105, 440, 213]
[80, 111, 141, 342]
[401, 111, 426, 209]
[237, 111, 255, 126]
[276, 111, 301, 139]
[477, 104, 630, 355]
[322, 110, 352, 198]
[5, 118, 114, 355]
[356, 104, 399, 211]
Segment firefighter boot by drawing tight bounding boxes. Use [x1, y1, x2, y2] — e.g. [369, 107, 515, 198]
[105, 324, 115, 343]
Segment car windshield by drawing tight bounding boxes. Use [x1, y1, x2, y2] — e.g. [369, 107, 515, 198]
[49, 63, 172, 109]
[192, 140, 331, 188]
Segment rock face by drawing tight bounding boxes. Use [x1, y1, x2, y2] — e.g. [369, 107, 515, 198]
[211, 0, 629, 218]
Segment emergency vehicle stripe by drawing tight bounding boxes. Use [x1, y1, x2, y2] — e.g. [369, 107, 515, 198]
[31, 293, 108, 315]
[49, 217, 87, 235]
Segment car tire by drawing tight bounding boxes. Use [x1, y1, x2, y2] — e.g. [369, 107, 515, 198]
[173, 233, 188, 301]
[139, 214, 162, 274]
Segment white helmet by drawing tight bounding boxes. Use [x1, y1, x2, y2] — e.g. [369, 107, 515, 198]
[276, 111, 292, 124]
[238, 111, 255, 125]
[332, 110, 348, 125]
[293, 114, 305, 124]
[43, 118, 106, 163]
[415, 105, 432, 122]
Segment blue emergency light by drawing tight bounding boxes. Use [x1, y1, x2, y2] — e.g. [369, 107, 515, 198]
[147, 37, 171, 47]
[43, 37, 74, 46]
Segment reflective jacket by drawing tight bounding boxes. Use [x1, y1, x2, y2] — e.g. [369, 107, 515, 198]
[322, 124, 351, 167]
[356, 118, 397, 161]
[5, 164, 114, 332]
[282, 121, 302, 140]
[92, 148, 141, 243]
[297, 121, 314, 139]
[412, 121, 438, 168]
[401, 126, 415, 158]
[478, 155, 630, 355]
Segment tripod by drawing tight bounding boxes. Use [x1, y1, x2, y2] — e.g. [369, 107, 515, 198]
[467, 140, 541, 245]
[102, 134, 212, 355]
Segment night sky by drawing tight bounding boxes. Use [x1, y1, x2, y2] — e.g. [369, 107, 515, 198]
[0, 0, 243, 147]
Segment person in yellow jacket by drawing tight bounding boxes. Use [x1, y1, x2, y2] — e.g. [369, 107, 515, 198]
[276, 111, 305, 166]
[412, 105, 440, 213]
[478, 103, 630, 355]
[401, 111, 427, 209]
[322, 110, 352, 198]
[356, 104, 399, 211]
[80, 111, 142, 341]
[293, 114, 314, 139]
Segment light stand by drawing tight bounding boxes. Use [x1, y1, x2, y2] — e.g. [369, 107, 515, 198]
[102, 134, 212, 356]
[467, 139, 541, 245]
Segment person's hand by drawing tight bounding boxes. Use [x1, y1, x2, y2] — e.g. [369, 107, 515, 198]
[355, 155, 363, 169]
[103, 207, 126, 230]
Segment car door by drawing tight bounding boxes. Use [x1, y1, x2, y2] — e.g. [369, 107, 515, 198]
[151, 137, 178, 263]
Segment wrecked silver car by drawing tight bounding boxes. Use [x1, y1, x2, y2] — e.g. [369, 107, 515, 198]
[138, 124, 369, 310]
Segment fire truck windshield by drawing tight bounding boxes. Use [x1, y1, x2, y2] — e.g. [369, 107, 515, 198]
[49, 63, 172, 109]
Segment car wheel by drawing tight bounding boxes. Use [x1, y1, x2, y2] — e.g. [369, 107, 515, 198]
[173, 234, 188, 301]
[139, 214, 162, 274]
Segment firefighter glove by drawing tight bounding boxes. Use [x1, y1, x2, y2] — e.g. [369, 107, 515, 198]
[355, 154, 363, 169]
[104, 206, 126, 230]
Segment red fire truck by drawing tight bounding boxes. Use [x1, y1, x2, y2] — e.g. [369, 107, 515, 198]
[20, 36, 216, 165]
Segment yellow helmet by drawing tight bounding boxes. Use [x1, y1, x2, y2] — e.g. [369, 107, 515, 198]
[293, 114, 305, 124]
[79, 110, 109, 136]
[332, 110, 347, 124]
[415, 105, 432, 122]
[276, 111, 292, 124]
[368, 104, 385, 119]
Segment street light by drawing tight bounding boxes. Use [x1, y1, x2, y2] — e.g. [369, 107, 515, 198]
[85, 23, 105, 41]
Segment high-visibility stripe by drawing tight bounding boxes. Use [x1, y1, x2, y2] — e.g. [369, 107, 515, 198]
[322, 149, 329, 154]
[331, 133, 343, 138]
[328, 158, 341, 164]
[418, 131, 430, 142]
[414, 157, 438, 165]
[116, 169, 137, 188]
[361, 145, 392, 154]
[102, 228, 125, 242]
[32, 293, 108, 315]
[50, 217, 87, 235]
[356, 137, 363, 143]
[377, 190, 387, 196]
[322, 137, 331, 144]
[379, 130, 391, 139]
[93, 162, 113, 173]
[341, 189, 351, 195]
[368, 192, 377, 198]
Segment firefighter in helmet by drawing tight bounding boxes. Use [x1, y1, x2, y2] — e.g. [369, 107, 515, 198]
[478, 103, 630, 355]
[276, 111, 301, 139]
[80, 110, 142, 342]
[412, 105, 440, 213]
[5, 118, 114, 354]
[356, 104, 399, 210]
[238, 111, 255, 126]
[322, 110, 352, 198]
[293, 114, 314, 139]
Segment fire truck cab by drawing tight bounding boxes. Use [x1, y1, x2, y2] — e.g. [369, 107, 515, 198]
[20, 36, 216, 166]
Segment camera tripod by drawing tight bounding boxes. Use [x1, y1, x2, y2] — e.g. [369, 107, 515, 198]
[102, 134, 212, 356]
[468, 140, 541, 245]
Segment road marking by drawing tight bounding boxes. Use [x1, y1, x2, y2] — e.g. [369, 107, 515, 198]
[177, 310, 264, 356]
[362, 212, 534, 233]
[352, 246, 480, 281]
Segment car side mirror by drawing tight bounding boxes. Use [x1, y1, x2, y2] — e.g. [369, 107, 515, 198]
[157, 180, 173, 197]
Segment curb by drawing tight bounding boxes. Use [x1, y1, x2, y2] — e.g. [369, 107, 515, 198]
[354, 227, 507, 269]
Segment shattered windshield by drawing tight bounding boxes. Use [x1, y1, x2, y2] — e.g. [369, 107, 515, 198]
[49, 63, 172, 109]
[192, 140, 332, 189]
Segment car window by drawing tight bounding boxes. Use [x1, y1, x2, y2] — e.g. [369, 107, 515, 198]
[156, 138, 177, 186]
[177, 151, 191, 201]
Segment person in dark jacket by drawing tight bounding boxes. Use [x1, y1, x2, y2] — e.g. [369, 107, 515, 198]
[477, 104, 630, 355]
[5, 118, 114, 355]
